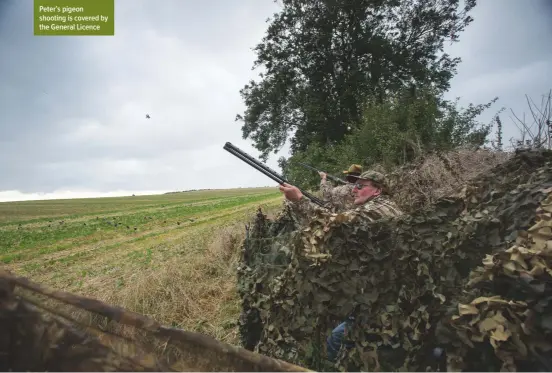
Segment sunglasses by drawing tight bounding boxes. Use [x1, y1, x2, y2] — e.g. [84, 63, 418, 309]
[353, 182, 368, 190]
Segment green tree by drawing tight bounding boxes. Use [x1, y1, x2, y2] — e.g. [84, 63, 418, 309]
[281, 88, 497, 189]
[236, 0, 477, 161]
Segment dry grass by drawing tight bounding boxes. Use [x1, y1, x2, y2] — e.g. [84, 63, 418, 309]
[1, 187, 284, 361]
[94, 221, 252, 347]
[5, 200, 284, 371]
[20, 219, 260, 363]
[384, 148, 512, 213]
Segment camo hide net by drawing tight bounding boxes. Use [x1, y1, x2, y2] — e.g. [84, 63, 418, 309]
[237, 149, 552, 371]
[0, 269, 309, 372]
[443, 191, 552, 372]
[238, 205, 299, 351]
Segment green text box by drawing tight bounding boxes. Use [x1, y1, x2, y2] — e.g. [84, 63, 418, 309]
[34, 0, 114, 36]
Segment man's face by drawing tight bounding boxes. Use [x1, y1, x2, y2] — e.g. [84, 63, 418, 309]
[352, 179, 381, 205]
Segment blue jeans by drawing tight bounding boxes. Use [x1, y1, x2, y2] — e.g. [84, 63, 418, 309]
[326, 321, 355, 362]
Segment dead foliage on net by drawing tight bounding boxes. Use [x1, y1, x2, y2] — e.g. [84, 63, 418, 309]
[383, 147, 512, 213]
[237, 149, 552, 371]
[439, 190, 552, 372]
[0, 268, 310, 372]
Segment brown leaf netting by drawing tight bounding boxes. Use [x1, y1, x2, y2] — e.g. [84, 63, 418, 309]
[443, 190, 552, 371]
[0, 268, 310, 372]
[238, 149, 552, 371]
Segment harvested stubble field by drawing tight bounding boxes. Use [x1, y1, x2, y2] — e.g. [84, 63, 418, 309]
[0, 187, 283, 346]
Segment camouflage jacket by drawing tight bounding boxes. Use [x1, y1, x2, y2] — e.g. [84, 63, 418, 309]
[320, 179, 355, 212]
[289, 194, 404, 227]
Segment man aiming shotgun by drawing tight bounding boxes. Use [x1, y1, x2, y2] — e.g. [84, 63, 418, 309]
[223, 142, 363, 213]
[224, 142, 404, 363]
[294, 161, 363, 212]
[222, 142, 328, 208]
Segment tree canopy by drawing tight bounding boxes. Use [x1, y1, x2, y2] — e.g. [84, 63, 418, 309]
[236, 0, 477, 161]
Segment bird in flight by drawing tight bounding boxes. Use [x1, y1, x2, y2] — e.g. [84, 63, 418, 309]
[145, 114, 150, 119]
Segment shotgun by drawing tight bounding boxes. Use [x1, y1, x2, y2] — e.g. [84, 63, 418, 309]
[296, 162, 347, 185]
[223, 142, 328, 208]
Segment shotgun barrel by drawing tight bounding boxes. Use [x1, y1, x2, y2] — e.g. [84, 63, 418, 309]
[296, 162, 347, 184]
[223, 142, 327, 208]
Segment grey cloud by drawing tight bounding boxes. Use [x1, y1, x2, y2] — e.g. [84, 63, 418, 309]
[0, 0, 281, 194]
[116, 0, 278, 54]
[0, 1, 103, 141]
[0, 0, 550, 198]
[445, 0, 552, 144]
[453, 1, 552, 76]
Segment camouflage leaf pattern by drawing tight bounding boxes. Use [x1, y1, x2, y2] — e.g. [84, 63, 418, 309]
[320, 179, 355, 212]
[442, 189, 552, 372]
[287, 192, 402, 230]
[238, 149, 552, 372]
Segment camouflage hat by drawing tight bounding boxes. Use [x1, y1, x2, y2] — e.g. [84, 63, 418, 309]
[342, 164, 363, 175]
[353, 170, 390, 194]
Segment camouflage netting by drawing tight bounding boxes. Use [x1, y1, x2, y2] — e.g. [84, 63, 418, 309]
[0, 269, 309, 372]
[238, 206, 299, 351]
[238, 149, 552, 371]
[441, 191, 552, 372]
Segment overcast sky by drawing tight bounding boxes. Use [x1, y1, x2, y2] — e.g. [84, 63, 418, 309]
[0, 0, 551, 202]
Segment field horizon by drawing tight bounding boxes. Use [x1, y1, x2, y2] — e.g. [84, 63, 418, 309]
[0, 185, 277, 204]
[0, 186, 285, 346]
